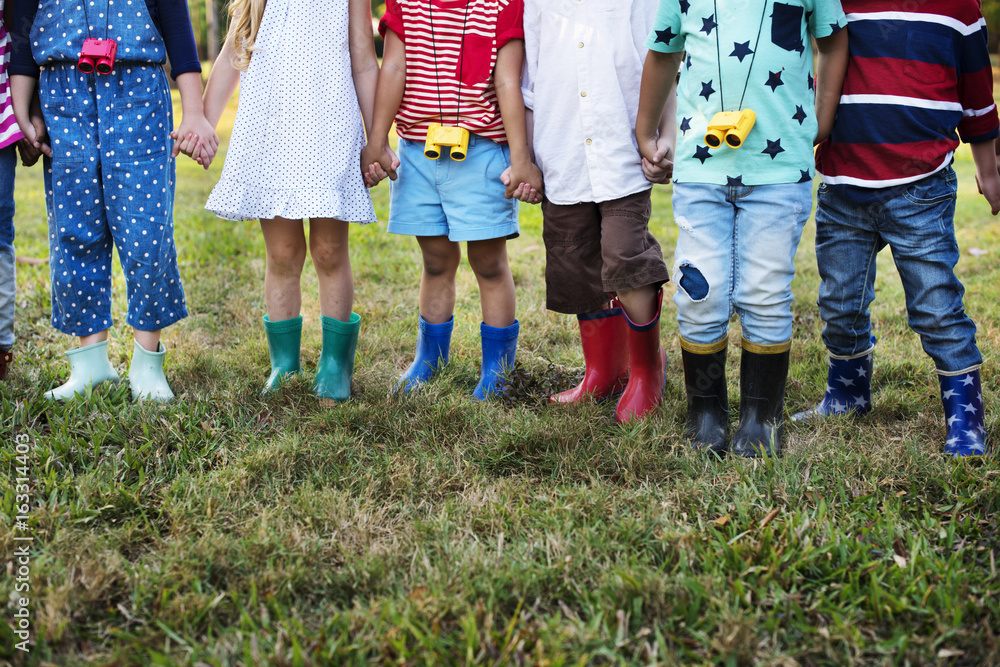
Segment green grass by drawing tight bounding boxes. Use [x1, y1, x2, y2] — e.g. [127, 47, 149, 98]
[2, 91, 1000, 665]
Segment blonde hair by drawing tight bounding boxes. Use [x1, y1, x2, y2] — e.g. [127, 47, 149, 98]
[226, 0, 268, 70]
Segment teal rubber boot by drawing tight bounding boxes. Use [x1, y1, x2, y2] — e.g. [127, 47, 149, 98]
[128, 341, 174, 402]
[44, 340, 120, 400]
[314, 312, 361, 402]
[263, 315, 303, 393]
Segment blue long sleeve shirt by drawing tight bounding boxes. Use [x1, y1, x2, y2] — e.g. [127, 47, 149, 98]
[9, 0, 202, 79]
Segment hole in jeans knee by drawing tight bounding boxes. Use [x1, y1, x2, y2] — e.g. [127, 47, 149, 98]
[678, 262, 710, 302]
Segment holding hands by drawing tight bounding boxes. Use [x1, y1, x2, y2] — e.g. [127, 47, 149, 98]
[170, 115, 220, 170]
[361, 140, 400, 187]
[16, 94, 51, 167]
[639, 134, 674, 185]
[168, 71, 221, 170]
[500, 160, 543, 204]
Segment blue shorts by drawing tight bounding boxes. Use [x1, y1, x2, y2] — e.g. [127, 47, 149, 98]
[388, 135, 519, 242]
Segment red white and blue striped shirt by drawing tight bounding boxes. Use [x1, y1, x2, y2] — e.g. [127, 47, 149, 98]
[815, 0, 998, 188]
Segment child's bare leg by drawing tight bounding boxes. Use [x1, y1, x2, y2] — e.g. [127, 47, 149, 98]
[133, 329, 161, 352]
[260, 217, 307, 320]
[416, 236, 461, 324]
[309, 218, 353, 322]
[616, 284, 657, 324]
[466, 237, 515, 327]
[80, 330, 110, 347]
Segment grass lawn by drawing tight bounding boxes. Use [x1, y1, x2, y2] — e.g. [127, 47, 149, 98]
[2, 88, 1000, 665]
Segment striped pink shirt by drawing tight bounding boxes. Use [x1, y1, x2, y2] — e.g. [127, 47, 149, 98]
[379, 0, 524, 144]
[0, 0, 23, 150]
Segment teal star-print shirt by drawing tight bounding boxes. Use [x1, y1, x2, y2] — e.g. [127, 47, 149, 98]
[647, 0, 845, 186]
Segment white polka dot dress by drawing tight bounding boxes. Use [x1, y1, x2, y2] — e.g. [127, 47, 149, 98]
[206, 0, 376, 223]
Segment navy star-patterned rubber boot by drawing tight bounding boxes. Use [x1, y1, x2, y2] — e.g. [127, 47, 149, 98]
[791, 339, 874, 421]
[938, 367, 989, 458]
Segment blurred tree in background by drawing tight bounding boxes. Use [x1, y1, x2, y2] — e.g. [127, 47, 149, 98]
[187, 0, 387, 60]
[984, 0, 1000, 51]
[188, 1, 1000, 61]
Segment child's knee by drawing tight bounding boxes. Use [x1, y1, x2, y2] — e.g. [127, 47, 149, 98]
[267, 240, 307, 273]
[467, 241, 509, 281]
[309, 239, 348, 272]
[422, 245, 462, 277]
[468, 255, 509, 282]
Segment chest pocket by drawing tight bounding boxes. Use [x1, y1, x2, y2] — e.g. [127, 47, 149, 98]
[904, 31, 951, 85]
[771, 2, 806, 54]
[456, 33, 495, 86]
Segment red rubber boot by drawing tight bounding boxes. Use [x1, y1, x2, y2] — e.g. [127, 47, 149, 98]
[550, 308, 629, 404]
[615, 291, 666, 424]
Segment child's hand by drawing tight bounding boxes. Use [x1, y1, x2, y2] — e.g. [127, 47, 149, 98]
[16, 137, 43, 167]
[976, 172, 1000, 216]
[503, 160, 543, 203]
[361, 143, 399, 188]
[641, 136, 674, 184]
[17, 111, 52, 166]
[170, 130, 207, 166]
[171, 114, 220, 170]
[500, 166, 541, 204]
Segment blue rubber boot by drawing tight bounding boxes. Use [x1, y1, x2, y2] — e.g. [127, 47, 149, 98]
[397, 315, 453, 393]
[314, 313, 361, 402]
[128, 341, 174, 402]
[792, 338, 874, 421]
[938, 366, 989, 457]
[262, 315, 302, 393]
[44, 340, 120, 400]
[473, 320, 519, 401]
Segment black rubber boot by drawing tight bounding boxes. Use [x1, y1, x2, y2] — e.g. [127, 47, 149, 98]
[731, 339, 790, 458]
[681, 338, 729, 455]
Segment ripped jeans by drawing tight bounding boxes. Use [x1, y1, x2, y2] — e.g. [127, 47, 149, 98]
[671, 181, 812, 346]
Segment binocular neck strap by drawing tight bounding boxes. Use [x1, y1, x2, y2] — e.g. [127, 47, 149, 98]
[713, 0, 768, 112]
[81, 0, 113, 42]
[428, 0, 472, 126]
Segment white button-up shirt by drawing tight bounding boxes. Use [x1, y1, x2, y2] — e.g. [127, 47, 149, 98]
[522, 0, 659, 206]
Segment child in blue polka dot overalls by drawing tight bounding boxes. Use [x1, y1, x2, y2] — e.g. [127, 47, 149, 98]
[9, 0, 216, 401]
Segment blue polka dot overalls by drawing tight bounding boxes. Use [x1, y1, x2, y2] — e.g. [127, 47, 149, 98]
[30, 0, 186, 336]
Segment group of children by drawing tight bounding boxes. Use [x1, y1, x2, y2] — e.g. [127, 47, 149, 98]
[1, 0, 996, 458]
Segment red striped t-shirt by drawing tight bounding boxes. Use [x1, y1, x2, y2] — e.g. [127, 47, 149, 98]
[379, 0, 524, 144]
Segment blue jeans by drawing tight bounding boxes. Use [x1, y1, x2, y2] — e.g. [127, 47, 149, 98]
[672, 181, 812, 345]
[815, 166, 980, 372]
[0, 145, 15, 350]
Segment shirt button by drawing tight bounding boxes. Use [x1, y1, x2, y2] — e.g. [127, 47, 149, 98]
[586, 139, 593, 145]
[581, 91, 587, 97]
[578, 42, 584, 48]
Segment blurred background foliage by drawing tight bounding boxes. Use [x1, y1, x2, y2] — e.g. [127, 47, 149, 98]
[185, 0, 388, 61]
[188, 0, 1000, 62]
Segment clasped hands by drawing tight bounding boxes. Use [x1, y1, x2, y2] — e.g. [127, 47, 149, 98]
[359, 141, 544, 204]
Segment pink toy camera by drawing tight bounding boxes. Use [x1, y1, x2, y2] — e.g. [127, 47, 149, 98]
[78, 38, 117, 75]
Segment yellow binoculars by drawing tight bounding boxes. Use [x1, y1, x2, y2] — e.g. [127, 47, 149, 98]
[704, 109, 756, 149]
[424, 123, 470, 161]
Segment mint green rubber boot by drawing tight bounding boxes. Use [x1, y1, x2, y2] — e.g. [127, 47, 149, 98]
[44, 340, 120, 400]
[314, 312, 361, 402]
[263, 315, 303, 393]
[128, 341, 174, 402]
